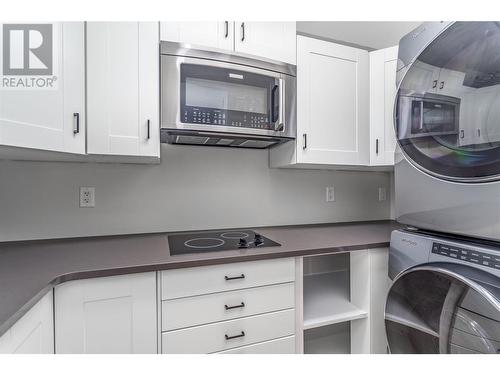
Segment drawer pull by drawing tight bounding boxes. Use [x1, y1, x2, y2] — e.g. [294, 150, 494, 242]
[224, 302, 245, 310]
[224, 274, 245, 281]
[225, 331, 245, 340]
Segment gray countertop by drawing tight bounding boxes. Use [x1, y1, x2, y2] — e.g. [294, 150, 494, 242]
[0, 220, 401, 336]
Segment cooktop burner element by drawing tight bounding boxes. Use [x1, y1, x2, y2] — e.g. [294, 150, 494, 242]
[168, 229, 280, 256]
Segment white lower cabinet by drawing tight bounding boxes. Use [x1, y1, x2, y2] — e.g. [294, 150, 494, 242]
[0, 291, 54, 354]
[54, 272, 157, 354]
[160, 258, 297, 354]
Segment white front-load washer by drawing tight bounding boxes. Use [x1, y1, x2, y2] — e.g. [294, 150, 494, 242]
[386, 229, 500, 354]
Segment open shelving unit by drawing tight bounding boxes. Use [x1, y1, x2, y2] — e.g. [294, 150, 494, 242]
[300, 251, 371, 354]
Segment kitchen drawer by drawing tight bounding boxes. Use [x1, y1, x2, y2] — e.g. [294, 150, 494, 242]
[217, 335, 296, 354]
[162, 282, 295, 331]
[161, 309, 295, 354]
[161, 258, 295, 300]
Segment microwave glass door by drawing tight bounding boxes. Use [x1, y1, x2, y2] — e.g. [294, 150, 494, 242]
[396, 21, 500, 182]
[180, 64, 280, 131]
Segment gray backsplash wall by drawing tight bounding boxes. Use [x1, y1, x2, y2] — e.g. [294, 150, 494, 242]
[0, 144, 391, 242]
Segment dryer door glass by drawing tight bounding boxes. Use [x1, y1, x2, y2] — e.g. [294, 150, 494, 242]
[385, 266, 500, 354]
[396, 22, 500, 182]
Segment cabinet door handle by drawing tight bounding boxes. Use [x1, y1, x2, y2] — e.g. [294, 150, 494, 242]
[376, 138, 379, 154]
[73, 113, 80, 134]
[224, 21, 229, 38]
[460, 130, 465, 139]
[432, 80, 438, 88]
[225, 331, 245, 340]
[240, 22, 245, 42]
[440, 81, 445, 89]
[146, 119, 151, 140]
[224, 302, 245, 310]
[477, 129, 481, 137]
[224, 274, 245, 281]
[303, 133, 307, 150]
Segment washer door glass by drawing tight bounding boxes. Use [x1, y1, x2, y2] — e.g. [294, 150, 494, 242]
[385, 265, 500, 354]
[396, 22, 500, 182]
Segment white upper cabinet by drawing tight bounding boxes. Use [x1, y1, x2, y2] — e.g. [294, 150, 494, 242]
[0, 291, 54, 354]
[86, 22, 160, 158]
[160, 21, 234, 51]
[55, 272, 157, 354]
[271, 36, 369, 168]
[369, 46, 398, 166]
[0, 22, 85, 154]
[234, 22, 296, 64]
[160, 21, 296, 64]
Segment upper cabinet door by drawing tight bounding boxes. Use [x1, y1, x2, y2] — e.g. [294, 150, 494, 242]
[234, 22, 296, 64]
[55, 273, 157, 354]
[370, 46, 398, 165]
[86, 22, 159, 157]
[297, 36, 369, 165]
[0, 22, 85, 154]
[160, 21, 234, 51]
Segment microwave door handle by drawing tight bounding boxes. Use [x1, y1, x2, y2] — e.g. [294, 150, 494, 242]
[278, 78, 284, 132]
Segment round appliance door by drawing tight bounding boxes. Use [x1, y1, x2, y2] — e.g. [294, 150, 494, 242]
[385, 263, 500, 354]
[396, 22, 500, 183]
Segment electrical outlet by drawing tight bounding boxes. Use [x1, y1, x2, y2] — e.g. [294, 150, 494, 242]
[80, 187, 95, 207]
[326, 186, 335, 202]
[378, 187, 387, 201]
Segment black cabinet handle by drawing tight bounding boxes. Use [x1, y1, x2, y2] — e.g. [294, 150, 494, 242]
[225, 302, 245, 310]
[376, 138, 379, 154]
[224, 274, 245, 281]
[440, 81, 445, 89]
[224, 21, 229, 38]
[303, 133, 307, 150]
[225, 331, 245, 340]
[147, 119, 150, 140]
[432, 80, 438, 88]
[73, 113, 80, 134]
[241, 23, 245, 42]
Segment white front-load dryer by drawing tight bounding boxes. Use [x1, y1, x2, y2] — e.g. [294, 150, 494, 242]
[386, 229, 500, 354]
[394, 21, 500, 242]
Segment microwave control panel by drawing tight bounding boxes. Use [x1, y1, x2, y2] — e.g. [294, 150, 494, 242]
[182, 107, 272, 130]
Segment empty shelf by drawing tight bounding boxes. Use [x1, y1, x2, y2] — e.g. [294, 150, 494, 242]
[385, 292, 439, 337]
[303, 272, 367, 330]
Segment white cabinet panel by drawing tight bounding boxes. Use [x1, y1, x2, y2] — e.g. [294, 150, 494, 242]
[217, 335, 296, 354]
[55, 272, 157, 354]
[369, 248, 391, 354]
[0, 22, 85, 154]
[370, 46, 398, 166]
[87, 22, 159, 157]
[162, 282, 295, 331]
[0, 291, 54, 354]
[162, 309, 295, 354]
[297, 36, 369, 165]
[161, 258, 295, 300]
[234, 22, 296, 64]
[160, 21, 234, 51]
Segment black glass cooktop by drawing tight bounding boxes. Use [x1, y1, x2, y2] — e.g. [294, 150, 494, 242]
[168, 229, 281, 256]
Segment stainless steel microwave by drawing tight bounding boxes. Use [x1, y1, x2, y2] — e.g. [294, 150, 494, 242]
[160, 42, 297, 149]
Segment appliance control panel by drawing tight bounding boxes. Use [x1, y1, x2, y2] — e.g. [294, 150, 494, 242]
[182, 107, 272, 130]
[432, 242, 500, 270]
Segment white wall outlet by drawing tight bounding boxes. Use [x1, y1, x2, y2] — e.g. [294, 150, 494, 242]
[326, 186, 335, 202]
[80, 187, 95, 207]
[378, 187, 387, 201]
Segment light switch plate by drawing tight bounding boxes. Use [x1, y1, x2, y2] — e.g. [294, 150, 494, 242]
[80, 187, 95, 207]
[326, 186, 335, 202]
[378, 187, 387, 201]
